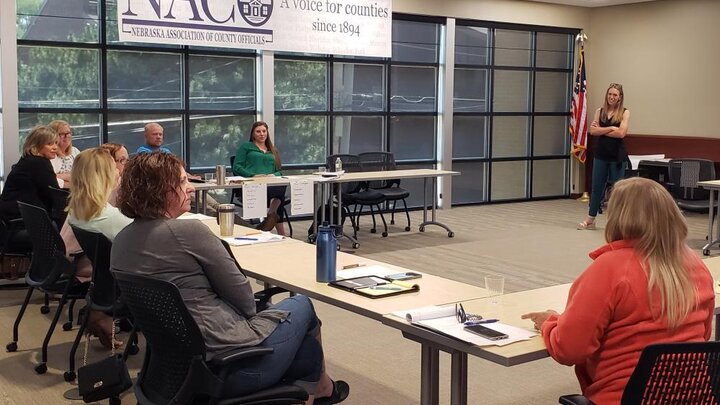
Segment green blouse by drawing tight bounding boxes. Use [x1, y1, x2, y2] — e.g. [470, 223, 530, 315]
[232, 141, 281, 177]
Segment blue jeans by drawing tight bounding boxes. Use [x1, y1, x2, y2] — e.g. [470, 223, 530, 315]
[589, 158, 625, 217]
[223, 295, 324, 397]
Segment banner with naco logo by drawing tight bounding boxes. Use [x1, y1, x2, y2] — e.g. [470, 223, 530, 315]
[117, 0, 392, 57]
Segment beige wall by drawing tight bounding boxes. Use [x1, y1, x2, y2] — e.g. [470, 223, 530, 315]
[395, 0, 718, 138]
[586, 0, 718, 137]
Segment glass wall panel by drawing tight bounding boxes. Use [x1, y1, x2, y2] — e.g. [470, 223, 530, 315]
[532, 159, 567, 197]
[492, 70, 530, 112]
[533, 116, 568, 156]
[390, 66, 437, 112]
[392, 20, 440, 63]
[105, 0, 181, 47]
[19, 112, 101, 152]
[455, 26, 490, 65]
[107, 51, 183, 109]
[452, 116, 488, 159]
[389, 116, 435, 161]
[492, 116, 529, 158]
[274, 115, 327, 165]
[332, 63, 384, 112]
[333, 116, 384, 155]
[17, 0, 99, 43]
[189, 114, 256, 169]
[453, 68, 488, 112]
[491, 161, 528, 200]
[535, 71, 570, 112]
[494, 29, 531, 67]
[189, 56, 255, 110]
[275, 59, 327, 111]
[17, 46, 100, 108]
[107, 114, 184, 157]
[536, 32, 572, 69]
[452, 162, 488, 204]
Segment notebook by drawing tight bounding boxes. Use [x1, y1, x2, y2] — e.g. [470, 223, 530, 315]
[329, 275, 420, 298]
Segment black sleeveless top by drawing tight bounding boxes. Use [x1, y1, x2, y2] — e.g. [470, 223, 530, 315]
[595, 108, 627, 162]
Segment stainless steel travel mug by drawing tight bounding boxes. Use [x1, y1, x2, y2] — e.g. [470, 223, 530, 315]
[217, 204, 235, 237]
[216, 165, 225, 185]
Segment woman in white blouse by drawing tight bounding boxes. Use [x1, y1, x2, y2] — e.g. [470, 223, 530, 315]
[49, 120, 81, 187]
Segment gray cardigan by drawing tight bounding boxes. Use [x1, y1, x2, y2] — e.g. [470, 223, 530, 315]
[110, 218, 287, 354]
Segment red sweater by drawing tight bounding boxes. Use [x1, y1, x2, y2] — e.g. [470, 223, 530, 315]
[542, 240, 715, 405]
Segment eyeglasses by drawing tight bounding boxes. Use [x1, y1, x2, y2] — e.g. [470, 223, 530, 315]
[58, 132, 72, 137]
[115, 157, 129, 164]
[455, 303, 483, 324]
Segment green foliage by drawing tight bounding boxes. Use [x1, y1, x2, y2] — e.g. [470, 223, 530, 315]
[189, 115, 254, 168]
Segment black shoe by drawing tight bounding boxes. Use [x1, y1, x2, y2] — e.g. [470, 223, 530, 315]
[314, 380, 349, 405]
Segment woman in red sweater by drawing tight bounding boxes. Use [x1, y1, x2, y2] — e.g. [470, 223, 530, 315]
[522, 177, 715, 405]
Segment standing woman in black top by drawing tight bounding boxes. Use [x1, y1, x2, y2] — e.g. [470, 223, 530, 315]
[578, 83, 631, 230]
[0, 126, 59, 221]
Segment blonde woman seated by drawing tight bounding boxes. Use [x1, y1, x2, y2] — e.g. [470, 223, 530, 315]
[522, 177, 714, 404]
[66, 148, 132, 348]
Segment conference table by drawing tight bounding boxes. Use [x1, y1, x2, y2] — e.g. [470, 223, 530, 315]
[194, 168, 460, 243]
[698, 180, 720, 256]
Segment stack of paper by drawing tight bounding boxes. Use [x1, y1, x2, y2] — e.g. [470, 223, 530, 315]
[222, 232, 285, 246]
[392, 305, 537, 347]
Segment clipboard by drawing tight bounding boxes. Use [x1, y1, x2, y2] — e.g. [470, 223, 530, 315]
[328, 275, 420, 299]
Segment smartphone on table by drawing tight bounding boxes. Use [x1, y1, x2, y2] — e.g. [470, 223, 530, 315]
[464, 324, 509, 341]
[386, 272, 422, 281]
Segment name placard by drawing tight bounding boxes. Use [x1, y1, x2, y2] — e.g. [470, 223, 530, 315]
[117, 0, 392, 58]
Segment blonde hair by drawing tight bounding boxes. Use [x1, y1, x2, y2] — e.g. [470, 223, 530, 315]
[22, 126, 58, 157]
[99, 143, 125, 160]
[48, 120, 72, 155]
[605, 177, 696, 329]
[601, 83, 625, 125]
[67, 148, 116, 221]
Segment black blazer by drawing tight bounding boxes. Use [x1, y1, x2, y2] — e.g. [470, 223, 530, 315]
[0, 155, 58, 220]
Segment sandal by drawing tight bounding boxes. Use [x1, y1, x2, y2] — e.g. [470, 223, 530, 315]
[577, 220, 596, 230]
[314, 380, 350, 405]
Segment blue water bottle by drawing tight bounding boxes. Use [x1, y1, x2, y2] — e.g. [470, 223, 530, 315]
[316, 223, 337, 282]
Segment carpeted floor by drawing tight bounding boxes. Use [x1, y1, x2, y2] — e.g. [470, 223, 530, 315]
[0, 198, 712, 404]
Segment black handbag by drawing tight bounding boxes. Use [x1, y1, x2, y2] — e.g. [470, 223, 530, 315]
[78, 353, 132, 403]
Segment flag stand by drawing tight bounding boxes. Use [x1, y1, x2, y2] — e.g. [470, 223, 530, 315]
[577, 192, 589, 202]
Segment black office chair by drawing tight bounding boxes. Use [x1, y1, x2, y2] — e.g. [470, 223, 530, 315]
[326, 154, 388, 238]
[48, 186, 70, 227]
[668, 158, 717, 213]
[559, 341, 720, 405]
[358, 152, 411, 232]
[112, 271, 308, 405]
[0, 217, 32, 283]
[64, 226, 138, 382]
[6, 202, 87, 375]
[229, 155, 293, 237]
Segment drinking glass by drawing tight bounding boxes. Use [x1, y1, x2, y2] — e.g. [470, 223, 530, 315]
[485, 275, 505, 304]
[204, 172, 215, 182]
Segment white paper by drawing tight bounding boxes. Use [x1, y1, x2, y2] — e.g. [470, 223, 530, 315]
[336, 265, 398, 280]
[628, 154, 666, 170]
[241, 183, 267, 219]
[222, 232, 285, 246]
[226, 176, 250, 182]
[290, 179, 314, 216]
[179, 213, 215, 221]
[392, 305, 456, 323]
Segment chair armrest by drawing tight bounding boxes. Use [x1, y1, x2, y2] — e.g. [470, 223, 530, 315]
[559, 394, 595, 405]
[254, 286, 288, 311]
[209, 346, 274, 367]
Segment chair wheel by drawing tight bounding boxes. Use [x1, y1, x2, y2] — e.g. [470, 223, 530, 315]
[404, 226, 411, 232]
[382, 232, 388, 237]
[35, 362, 47, 374]
[419, 226, 425, 232]
[6, 342, 17, 352]
[703, 249, 711, 256]
[62, 322, 73, 331]
[128, 343, 140, 356]
[63, 371, 76, 382]
[448, 231, 455, 238]
[352, 243, 360, 249]
[370, 228, 377, 234]
[40, 306, 50, 314]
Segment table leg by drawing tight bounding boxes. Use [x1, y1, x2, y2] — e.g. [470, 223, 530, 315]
[703, 189, 718, 255]
[450, 351, 468, 405]
[418, 176, 455, 237]
[715, 313, 720, 341]
[420, 344, 440, 405]
[194, 190, 201, 214]
[202, 190, 208, 215]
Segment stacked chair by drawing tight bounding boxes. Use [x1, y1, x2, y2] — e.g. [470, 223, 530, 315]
[358, 152, 412, 232]
[6, 202, 87, 374]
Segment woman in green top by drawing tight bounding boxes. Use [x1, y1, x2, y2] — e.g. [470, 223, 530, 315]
[232, 121, 287, 235]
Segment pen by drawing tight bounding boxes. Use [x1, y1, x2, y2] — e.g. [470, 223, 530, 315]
[464, 319, 499, 326]
[342, 263, 367, 270]
[369, 286, 402, 291]
[234, 237, 258, 241]
[245, 231, 262, 236]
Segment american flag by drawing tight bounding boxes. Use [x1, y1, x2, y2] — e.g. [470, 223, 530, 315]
[570, 46, 588, 163]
